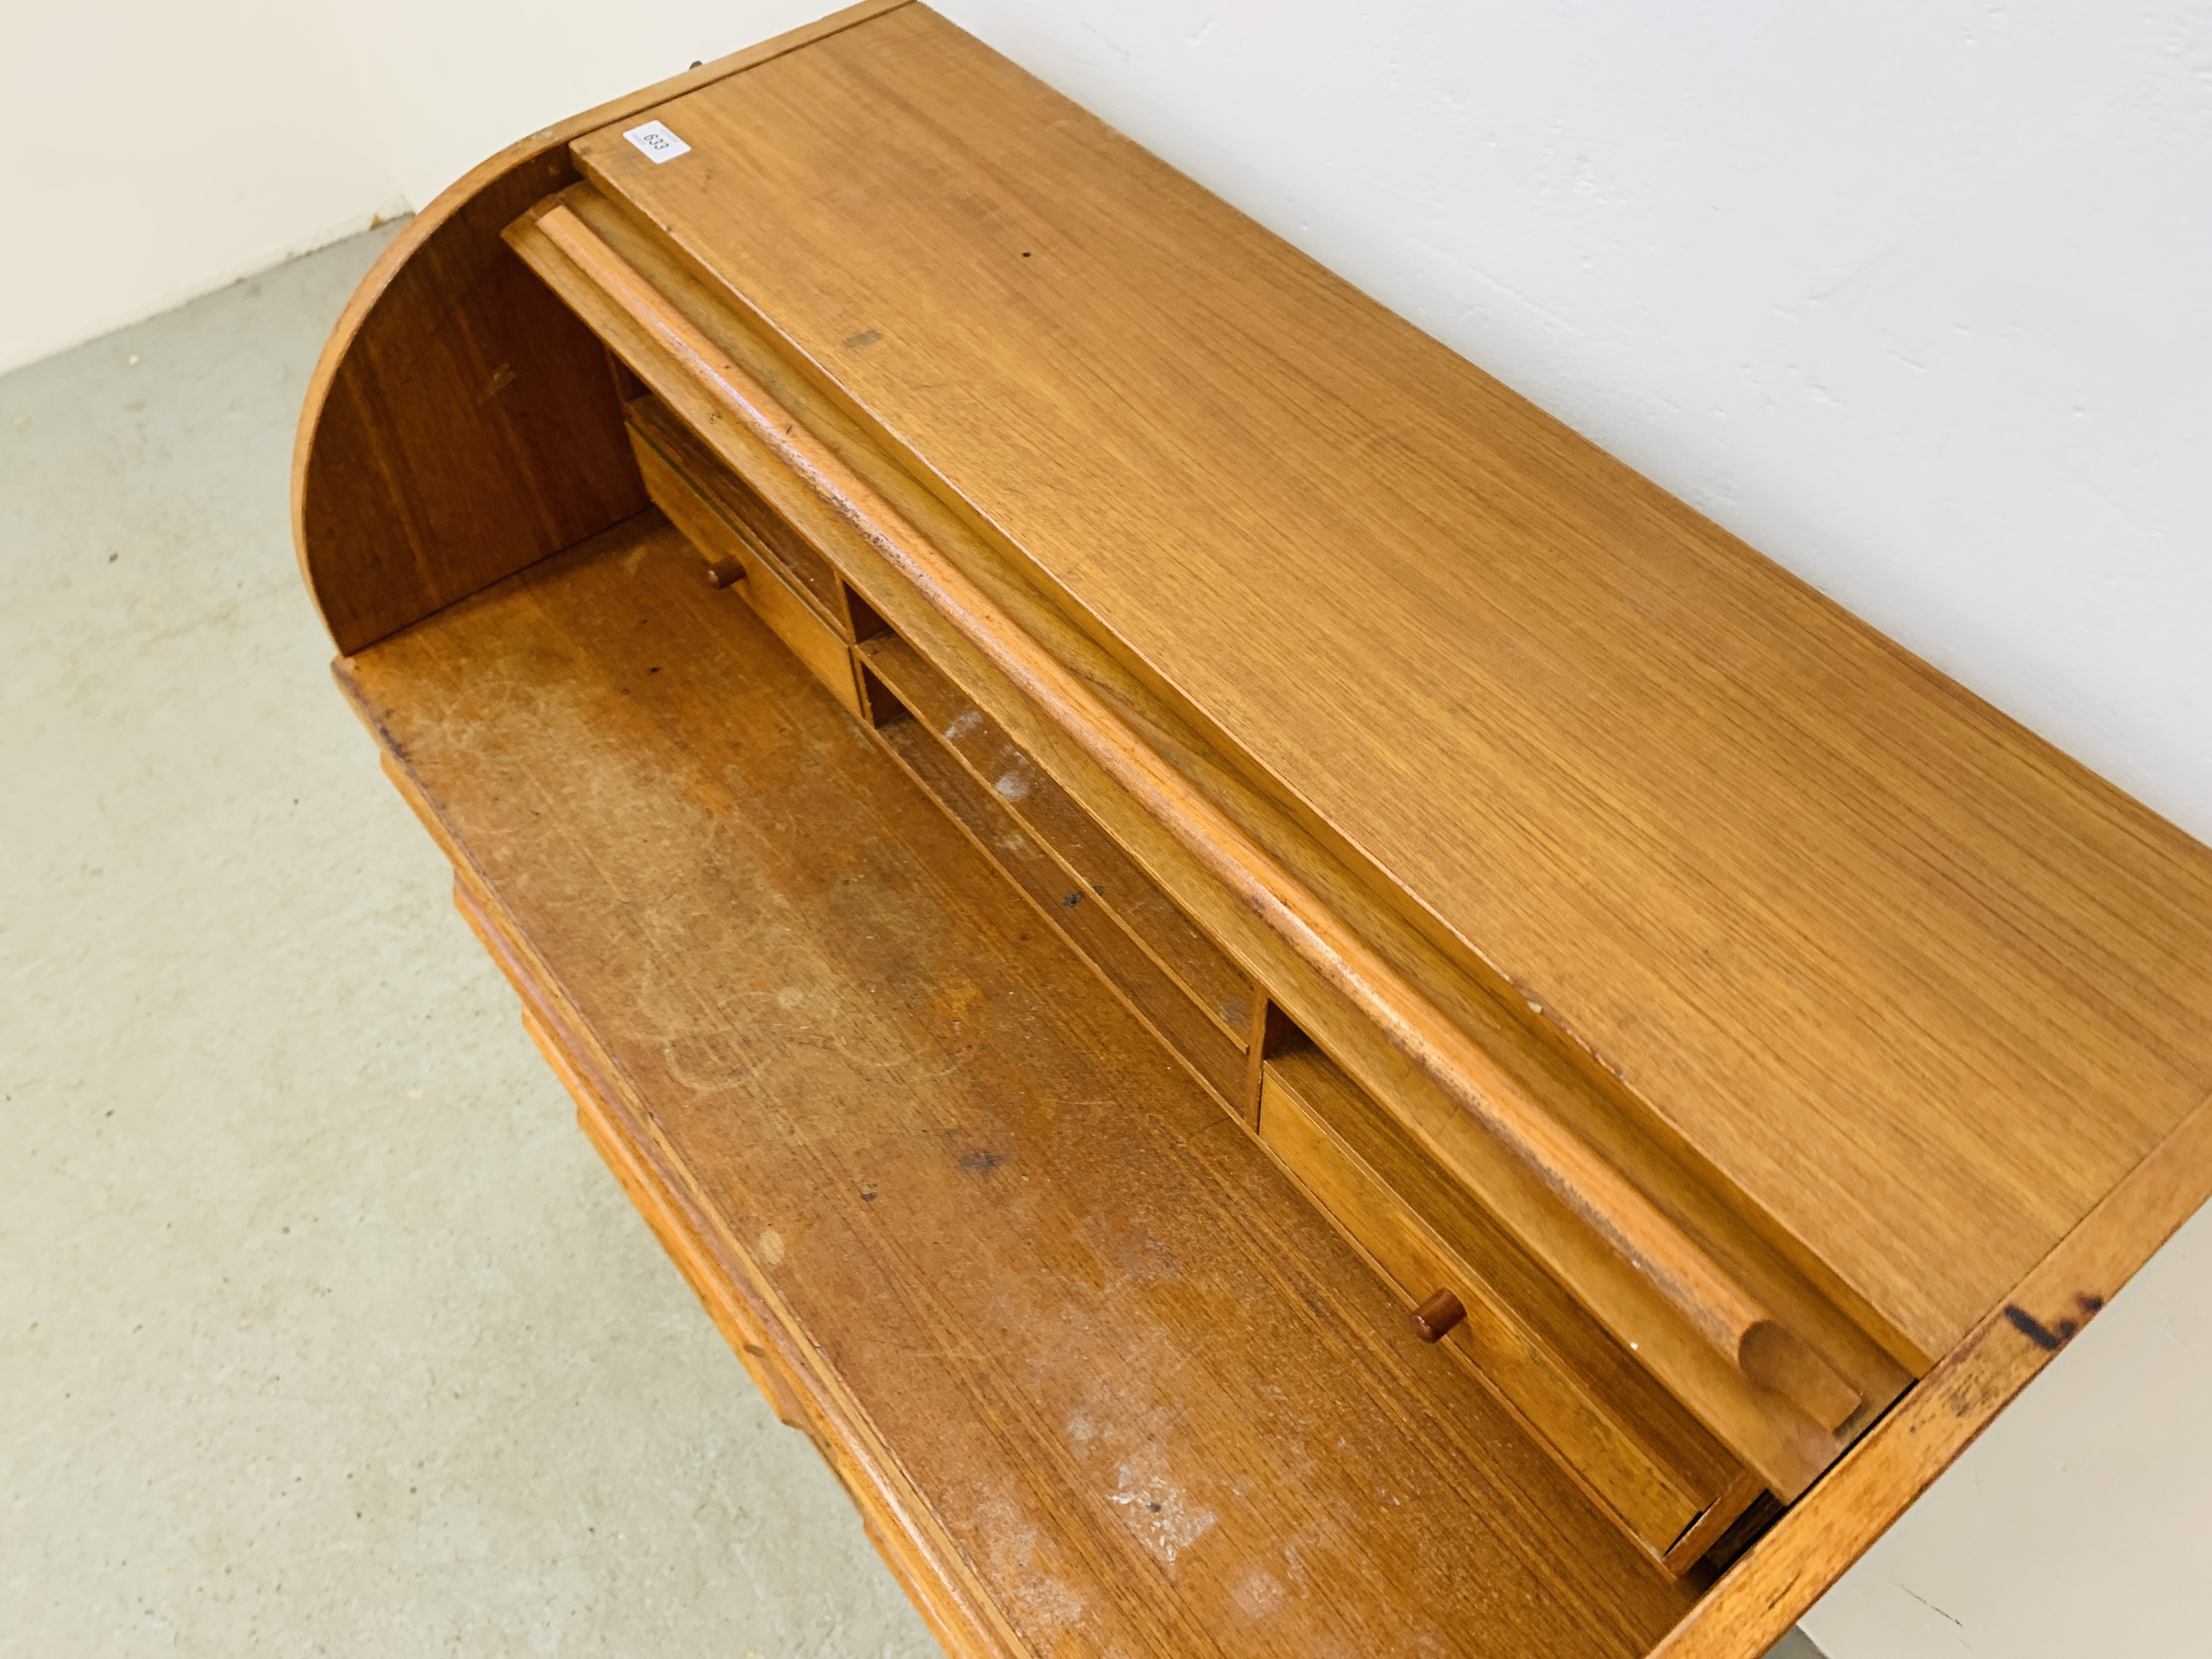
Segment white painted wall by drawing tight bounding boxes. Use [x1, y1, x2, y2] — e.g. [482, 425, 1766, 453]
[0, 2, 404, 374]
[0, 1, 830, 375]
[321, 0, 831, 215]
[10, 3, 2208, 1652]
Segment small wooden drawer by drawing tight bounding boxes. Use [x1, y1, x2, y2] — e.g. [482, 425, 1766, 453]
[626, 402, 865, 721]
[1259, 1046, 1765, 1574]
[626, 392, 851, 625]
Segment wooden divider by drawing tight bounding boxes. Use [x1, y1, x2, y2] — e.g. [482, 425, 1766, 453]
[861, 658, 1249, 1109]
[860, 631, 1253, 1044]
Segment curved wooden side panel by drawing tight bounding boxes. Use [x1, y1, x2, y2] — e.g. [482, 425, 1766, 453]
[293, 148, 643, 654]
[289, 1, 912, 654]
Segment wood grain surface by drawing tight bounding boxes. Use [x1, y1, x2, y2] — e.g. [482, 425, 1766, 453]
[866, 685, 1249, 1108]
[572, 2, 2212, 1365]
[859, 628, 1254, 1045]
[337, 512, 1701, 1658]
[630, 427, 866, 714]
[290, 0, 911, 653]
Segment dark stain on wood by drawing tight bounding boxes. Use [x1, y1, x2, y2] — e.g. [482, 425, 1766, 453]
[2002, 1305, 2083, 1352]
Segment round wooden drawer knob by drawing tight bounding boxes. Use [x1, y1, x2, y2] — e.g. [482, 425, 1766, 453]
[704, 557, 747, 589]
[1412, 1289, 1465, 1342]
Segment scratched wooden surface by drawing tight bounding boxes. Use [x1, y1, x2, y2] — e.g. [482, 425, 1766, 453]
[572, 2, 2212, 1366]
[337, 514, 1699, 1658]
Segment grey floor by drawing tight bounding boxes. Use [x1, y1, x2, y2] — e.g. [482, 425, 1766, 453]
[2, 229, 939, 1657]
[0, 225, 1825, 1659]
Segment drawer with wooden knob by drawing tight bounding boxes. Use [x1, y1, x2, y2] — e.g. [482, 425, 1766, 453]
[1259, 1043, 1767, 1575]
[624, 393, 867, 719]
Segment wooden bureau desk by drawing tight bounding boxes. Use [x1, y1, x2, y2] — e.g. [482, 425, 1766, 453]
[293, 5, 2212, 1654]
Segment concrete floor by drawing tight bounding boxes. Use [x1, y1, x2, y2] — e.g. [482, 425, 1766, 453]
[0, 224, 1832, 1659]
[1, 228, 940, 1657]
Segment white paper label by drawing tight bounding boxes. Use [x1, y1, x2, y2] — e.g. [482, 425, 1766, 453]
[623, 120, 691, 163]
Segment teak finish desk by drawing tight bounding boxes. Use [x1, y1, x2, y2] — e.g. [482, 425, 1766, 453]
[294, 7, 2212, 1654]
